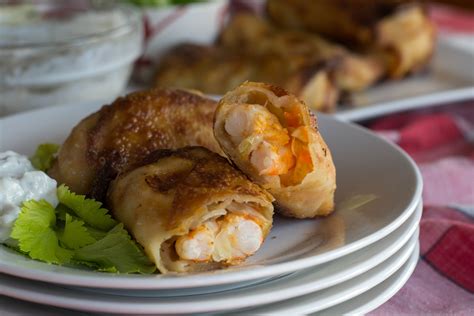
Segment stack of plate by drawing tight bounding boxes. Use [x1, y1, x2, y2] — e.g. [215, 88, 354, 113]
[0, 104, 423, 315]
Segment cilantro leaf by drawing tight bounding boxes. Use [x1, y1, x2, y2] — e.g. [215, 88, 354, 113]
[11, 200, 73, 264]
[30, 143, 60, 171]
[58, 214, 96, 250]
[84, 225, 108, 241]
[73, 224, 156, 274]
[9, 187, 155, 274]
[57, 185, 117, 231]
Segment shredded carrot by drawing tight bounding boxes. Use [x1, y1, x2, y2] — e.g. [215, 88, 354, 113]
[284, 110, 302, 129]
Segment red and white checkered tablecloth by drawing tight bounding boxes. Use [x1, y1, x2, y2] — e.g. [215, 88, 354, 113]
[368, 99, 474, 314]
[366, 5, 474, 314]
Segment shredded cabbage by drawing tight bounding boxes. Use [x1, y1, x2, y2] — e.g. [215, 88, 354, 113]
[238, 135, 263, 158]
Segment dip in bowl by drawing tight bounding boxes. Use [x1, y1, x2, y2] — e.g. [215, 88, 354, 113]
[0, 0, 142, 116]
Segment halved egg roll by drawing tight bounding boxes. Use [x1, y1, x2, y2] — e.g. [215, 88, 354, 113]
[49, 88, 221, 200]
[107, 147, 274, 274]
[214, 82, 336, 218]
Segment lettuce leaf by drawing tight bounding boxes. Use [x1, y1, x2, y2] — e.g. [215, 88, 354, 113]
[11, 200, 73, 264]
[30, 143, 59, 171]
[73, 224, 156, 274]
[57, 185, 117, 231]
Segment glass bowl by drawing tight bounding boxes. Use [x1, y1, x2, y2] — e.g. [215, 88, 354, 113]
[0, 0, 143, 116]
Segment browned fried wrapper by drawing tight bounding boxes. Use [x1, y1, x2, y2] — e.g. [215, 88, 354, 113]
[48, 88, 221, 200]
[267, 0, 436, 78]
[108, 147, 274, 274]
[218, 14, 384, 93]
[155, 43, 338, 112]
[214, 82, 336, 218]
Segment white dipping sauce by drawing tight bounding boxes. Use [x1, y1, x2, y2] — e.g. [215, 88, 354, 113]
[0, 6, 142, 116]
[0, 151, 58, 242]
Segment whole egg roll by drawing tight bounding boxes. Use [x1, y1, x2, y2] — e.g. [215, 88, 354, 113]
[155, 43, 338, 112]
[266, 0, 435, 78]
[107, 147, 274, 274]
[218, 14, 383, 93]
[48, 88, 221, 200]
[155, 44, 256, 95]
[214, 82, 336, 218]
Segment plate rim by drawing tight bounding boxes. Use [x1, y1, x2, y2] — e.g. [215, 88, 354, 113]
[77, 199, 422, 299]
[246, 239, 420, 315]
[0, 222, 420, 315]
[334, 38, 474, 122]
[315, 244, 419, 315]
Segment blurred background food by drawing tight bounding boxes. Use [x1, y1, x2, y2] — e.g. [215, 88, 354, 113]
[152, 0, 437, 112]
[266, 0, 436, 79]
[0, 0, 142, 116]
[1, 0, 472, 116]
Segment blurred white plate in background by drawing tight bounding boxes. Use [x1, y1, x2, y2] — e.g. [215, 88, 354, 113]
[335, 37, 474, 121]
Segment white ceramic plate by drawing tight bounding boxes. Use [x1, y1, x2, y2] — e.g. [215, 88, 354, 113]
[243, 240, 419, 315]
[0, 102, 422, 290]
[315, 247, 418, 316]
[67, 199, 422, 298]
[0, 222, 419, 315]
[335, 38, 474, 121]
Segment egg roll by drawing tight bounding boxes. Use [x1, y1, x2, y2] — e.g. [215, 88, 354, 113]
[218, 14, 383, 93]
[155, 44, 256, 95]
[267, 0, 435, 78]
[155, 43, 338, 112]
[107, 147, 274, 274]
[214, 82, 336, 218]
[49, 88, 221, 200]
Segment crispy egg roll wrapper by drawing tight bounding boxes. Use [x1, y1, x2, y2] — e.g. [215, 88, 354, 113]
[218, 14, 383, 93]
[155, 43, 338, 112]
[266, 0, 435, 78]
[155, 44, 256, 95]
[374, 5, 436, 78]
[214, 82, 336, 218]
[107, 147, 274, 274]
[49, 88, 221, 200]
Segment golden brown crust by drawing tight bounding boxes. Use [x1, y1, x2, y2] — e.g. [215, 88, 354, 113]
[108, 147, 274, 273]
[266, 0, 435, 78]
[154, 42, 338, 112]
[133, 147, 273, 230]
[374, 5, 436, 78]
[267, 0, 419, 46]
[49, 88, 221, 200]
[214, 82, 336, 218]
[220, 14, 383, 93]
[155, 44, 255, 95]
[48, 112, 100, 195]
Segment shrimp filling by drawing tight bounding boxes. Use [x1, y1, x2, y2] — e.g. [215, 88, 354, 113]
[224, 103, 313, 186]
[175, 213, 263, 263]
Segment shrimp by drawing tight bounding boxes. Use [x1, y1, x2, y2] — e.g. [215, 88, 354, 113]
[174, 213, 263, 263]
[225, 104, 295, 176]
[250, 142, 294, 176]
